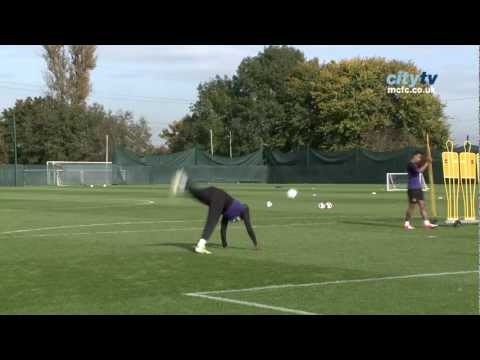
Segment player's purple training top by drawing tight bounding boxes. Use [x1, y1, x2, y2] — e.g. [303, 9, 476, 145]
[407, 162, 422, 189]
[223, 199, 246, 221]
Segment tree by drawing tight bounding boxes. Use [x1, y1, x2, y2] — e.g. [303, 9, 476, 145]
[42, 45, 97, 106]
[161, 48, 449, 154]
[42, 45, 69, 102]
[161, 46, 306, 154]
[0, 117, 8, 164]
[160, 116, 197, 153]
[305, 57, 448, 150]
[0, 97, 154, 164]
[67, 45, 97, 106]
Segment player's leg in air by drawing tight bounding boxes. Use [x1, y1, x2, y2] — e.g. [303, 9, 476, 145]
[404, 151, 438, 230]
[170, 169, 258, 254]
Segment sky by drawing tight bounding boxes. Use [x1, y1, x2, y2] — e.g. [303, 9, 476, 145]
[0, 45, 478, 146]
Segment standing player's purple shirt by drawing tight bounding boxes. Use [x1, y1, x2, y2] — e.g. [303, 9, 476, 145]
[223, 199, 246, 221]
[407, 162, 422, 189]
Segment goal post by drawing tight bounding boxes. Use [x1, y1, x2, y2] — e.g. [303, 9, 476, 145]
[386, 172, 429, 192]
[46, 161, 112, 186]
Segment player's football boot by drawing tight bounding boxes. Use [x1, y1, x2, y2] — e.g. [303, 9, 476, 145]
[194, 245, 212, 254]
[424, 223, 439, 229]
[404, 223, 415, 230]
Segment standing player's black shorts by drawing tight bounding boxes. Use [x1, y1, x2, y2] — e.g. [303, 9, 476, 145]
[407, 189, 424, 204]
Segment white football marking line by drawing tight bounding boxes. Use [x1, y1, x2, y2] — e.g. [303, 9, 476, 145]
[0, 216, 330, 235]
[192, 270, 479, 295]
[185, 293, 317, 315]
[1, 221, 336, 238]
[0, 220, 186, 234]
[185, 270, 478, 314]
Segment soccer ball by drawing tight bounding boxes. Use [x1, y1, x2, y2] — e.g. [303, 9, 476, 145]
[287, 188, 298, 199]
[103, 184, 107, 188]
[312, 193, 317, 197]
[326, 202, 334, 209]
[90, 184, 94, 188]
[266, 201, 273, 208]
[318, 202, 326, 209]
[371, 192, 377, 195]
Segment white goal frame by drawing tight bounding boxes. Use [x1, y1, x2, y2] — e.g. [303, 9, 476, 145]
[386, 172, 429, 192]
[46, 161, 112, 186]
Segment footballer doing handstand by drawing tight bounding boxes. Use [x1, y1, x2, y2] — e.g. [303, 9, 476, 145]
[404, 151, 438, 230]
[171, 169, 258, 254]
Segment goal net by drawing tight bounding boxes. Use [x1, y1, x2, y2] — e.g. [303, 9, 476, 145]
[46, 161, 112, 186]
[386, 172, 429, 192]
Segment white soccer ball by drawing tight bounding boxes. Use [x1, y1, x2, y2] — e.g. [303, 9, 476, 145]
[371, 192, 377, 195]
[318, 202, 326, 209]
[90, 184, 94, 188]
[103, 184, 107, 188]
[312, 193, 317, 197]
[287, 188, 298, 199]
[266, 201, 273, 208]
[326, 202, 334, 209]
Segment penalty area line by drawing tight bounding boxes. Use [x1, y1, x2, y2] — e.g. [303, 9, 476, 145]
[191, 270, 479, 296]
[185, 270, 478, 314]
[184, 292, 317, 315]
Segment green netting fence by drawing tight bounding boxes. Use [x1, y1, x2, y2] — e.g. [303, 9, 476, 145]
[110, 144, 478, 185]
[1, 144, 477, 186]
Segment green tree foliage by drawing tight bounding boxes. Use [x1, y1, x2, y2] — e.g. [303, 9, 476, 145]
[0, 97, 153, 164]
[303, 57, 448, 150]
[161, 47, 449, 154]
[0, 122, 8, 164]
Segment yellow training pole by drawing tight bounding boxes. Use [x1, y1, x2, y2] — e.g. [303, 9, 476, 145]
[426, 133, 437, 218]
[442, 140, 460, 224]
[459, 140, 477, 223]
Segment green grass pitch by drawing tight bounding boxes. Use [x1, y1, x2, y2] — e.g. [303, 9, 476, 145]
[0, 184, 477, 314]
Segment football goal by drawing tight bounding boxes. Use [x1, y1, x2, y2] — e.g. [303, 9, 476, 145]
[46, 161, 112, 186]
[386, 172, 429, 192]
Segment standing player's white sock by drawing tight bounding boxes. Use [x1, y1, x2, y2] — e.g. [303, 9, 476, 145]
[423, 220, 431, 226]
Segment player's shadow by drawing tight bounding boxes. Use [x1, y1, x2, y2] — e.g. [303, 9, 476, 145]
[146, 242, 251, 252]
[339, 220, 399, 228]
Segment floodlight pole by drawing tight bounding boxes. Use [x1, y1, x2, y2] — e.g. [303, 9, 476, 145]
[210, 129, 214, 157]
[229, 130, 232, 159]
[12, 116, 18, 187]
[105, 134, 109, 163]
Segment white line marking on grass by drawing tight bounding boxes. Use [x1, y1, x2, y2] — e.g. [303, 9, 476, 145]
[0, 217, 330, 235]
[3, 222, 337, 238]
[185, 270, 478, 314]
[185, 293, 317, 315]
[0, 220, 187, 234]
[192, 270, 479, 295]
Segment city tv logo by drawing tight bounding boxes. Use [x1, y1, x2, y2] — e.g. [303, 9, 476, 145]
[386, 71, 437, 94]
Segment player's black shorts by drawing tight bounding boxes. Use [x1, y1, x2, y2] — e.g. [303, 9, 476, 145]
[407, 189, 424, 204]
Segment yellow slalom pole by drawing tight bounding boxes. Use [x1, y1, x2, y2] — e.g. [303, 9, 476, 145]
[425, 133, 437, 219]
[442, 140, 460, 224]
[459, 140, 478, 223]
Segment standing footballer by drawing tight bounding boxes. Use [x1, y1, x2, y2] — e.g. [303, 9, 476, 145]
[404, 151, 438, 230]
[170, 169, 258, 254]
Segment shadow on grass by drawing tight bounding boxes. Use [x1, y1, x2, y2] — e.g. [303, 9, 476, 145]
[145, 242, 253, 252]
[339, 220, 400, 228]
